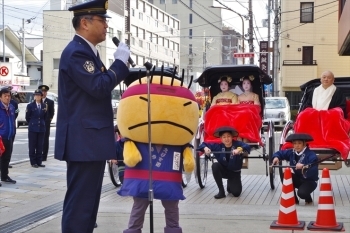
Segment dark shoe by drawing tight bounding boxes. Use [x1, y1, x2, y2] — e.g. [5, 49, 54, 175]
[8, 165, 12, 168]
[305, 195, 313, 204]
[1, 177, 16, 184]
[0, 182, 2, 187]
[214, 191, 226, 199]
[295, 196, 299, 205]
[32, 164, 39, 168]
[38, 164, 45, 167]
[42, 159, 47, 161]
[94, 223, 98, 228]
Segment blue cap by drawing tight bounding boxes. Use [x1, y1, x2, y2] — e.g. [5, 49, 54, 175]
[34, 89, 43, 96]
[69, 0, 110, 18]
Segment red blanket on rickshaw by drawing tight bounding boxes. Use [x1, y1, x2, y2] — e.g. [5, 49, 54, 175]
[204, 104, 262, 144]
[281, 107, 350, 160]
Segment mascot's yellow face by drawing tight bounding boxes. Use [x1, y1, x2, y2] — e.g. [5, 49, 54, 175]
[117, 76, 199, 145]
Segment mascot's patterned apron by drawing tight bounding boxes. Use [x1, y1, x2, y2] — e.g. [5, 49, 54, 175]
[118, 142, 185, 200]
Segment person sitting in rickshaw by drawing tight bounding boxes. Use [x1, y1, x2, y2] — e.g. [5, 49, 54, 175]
[272, 133, 318, 205]
[197, 126, 250, 199]
[305, 70, 346, 117]
[211, 76, 238, 106]
[238, 75, 260, 105]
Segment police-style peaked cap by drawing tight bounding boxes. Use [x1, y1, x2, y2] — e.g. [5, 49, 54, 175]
[69, 0, 110, 18]
[285, 133, 313, 142]
[213, 126, 239, 138]
[38, 85, 49, 91]
[34, 89, 43, 96]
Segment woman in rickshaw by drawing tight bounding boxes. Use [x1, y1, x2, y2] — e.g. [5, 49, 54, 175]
[238, 75, 260, 105]
[211, 76, 238, 106]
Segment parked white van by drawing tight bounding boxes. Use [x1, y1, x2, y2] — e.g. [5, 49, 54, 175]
[13, 91, 58, 127]
[263, 97, 291, 128]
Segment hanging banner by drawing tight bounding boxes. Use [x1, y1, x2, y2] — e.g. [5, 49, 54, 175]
[0, 62, 13, 85]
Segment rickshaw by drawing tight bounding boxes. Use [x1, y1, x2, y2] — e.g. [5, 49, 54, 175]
[278, 77, 350, 180]
[107, 65, 192, 188]
[193, 65, 278, 189]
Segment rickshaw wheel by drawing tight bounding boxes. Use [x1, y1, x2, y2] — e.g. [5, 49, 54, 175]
[195, 138, 208, 189]
[108, 161, 122, 187]
[268, 121, 276, 190]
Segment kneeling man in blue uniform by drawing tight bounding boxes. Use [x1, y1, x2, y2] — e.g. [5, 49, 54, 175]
[54, 0, 131, 232]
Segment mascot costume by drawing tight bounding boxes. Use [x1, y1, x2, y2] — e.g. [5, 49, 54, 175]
[117, 69, 199, 233]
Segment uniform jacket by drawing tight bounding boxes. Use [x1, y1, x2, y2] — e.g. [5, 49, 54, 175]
[197, 140, 250, 171]
[54, 35, 129, 161]
[272, 147, 319, 182]
[43, 97, 55, 123]
[0, 102, 15, 140]
[25, 102, 47, 132]
[10, 99, 19, 119]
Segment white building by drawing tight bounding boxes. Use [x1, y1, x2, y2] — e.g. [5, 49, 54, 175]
[0, 26, 40, 91]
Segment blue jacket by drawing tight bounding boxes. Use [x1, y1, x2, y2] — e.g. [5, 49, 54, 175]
[25, 101, 47, 132]
[272, 147, 319, 183]
[197, 141, 250, 171]
[54, 35, 129, 161]
[0, 102, 15, 140]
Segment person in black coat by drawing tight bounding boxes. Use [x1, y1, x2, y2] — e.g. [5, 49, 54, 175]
[26, 90, 47, 168]
[272, 133, 318, 204]
[38, 85, 55, 161]
[197, 126, 250, 199]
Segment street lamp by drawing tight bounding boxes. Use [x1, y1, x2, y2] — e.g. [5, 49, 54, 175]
[210, 4, 246, 64]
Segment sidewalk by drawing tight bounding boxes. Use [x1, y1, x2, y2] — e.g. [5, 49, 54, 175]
[0, 157, 349, 233]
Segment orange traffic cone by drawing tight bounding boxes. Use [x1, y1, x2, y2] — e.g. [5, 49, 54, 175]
[307, 168, 344, 231]
[270, 167, 305, 230]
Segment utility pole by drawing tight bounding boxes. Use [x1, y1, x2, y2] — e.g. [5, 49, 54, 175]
[267, 0, 271, 96]
[203, 31, 206, 70]
[248, 0, 254, 64]
[21, 19, 27, 76]
[2, 0, 5, 62]
[273, 0, 279, 96]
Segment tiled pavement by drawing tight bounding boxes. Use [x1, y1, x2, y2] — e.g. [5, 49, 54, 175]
[0, 157, 349, 233]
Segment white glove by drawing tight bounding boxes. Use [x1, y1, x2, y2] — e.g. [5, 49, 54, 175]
[113, 42, 130, 65]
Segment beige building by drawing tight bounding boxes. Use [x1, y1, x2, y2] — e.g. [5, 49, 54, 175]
[279, 0, 350, 108]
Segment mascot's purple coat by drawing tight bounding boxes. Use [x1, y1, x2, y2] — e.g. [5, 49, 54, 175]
[118, 142, 185, 200]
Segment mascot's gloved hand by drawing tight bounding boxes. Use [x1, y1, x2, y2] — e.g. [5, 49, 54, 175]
[183, 147, 195, 172]
[123, 141, 142, 167]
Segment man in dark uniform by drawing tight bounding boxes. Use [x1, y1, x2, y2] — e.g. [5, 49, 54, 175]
[38, 85, 55, 161]
[54, 0, 130, 232]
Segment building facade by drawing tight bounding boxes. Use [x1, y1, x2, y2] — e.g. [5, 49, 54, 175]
[279, 0, 350, 109]
[150, 0, 223, 74]
[338, 0, 350, 55]
[222, 26, 243, 65]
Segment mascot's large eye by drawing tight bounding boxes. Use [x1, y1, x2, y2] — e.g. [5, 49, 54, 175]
[183, 101, 192, 106]
[139, 96, 148, 102]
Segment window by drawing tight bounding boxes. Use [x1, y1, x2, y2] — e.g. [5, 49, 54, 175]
[139, 28, 145, 39]
[117, 30, 121, 39]
[165, 39, 169, 48]
[108, 27, 114, 38]
[189, 44, 192, 54]
[145, 4, 151, 14]
[224, 55, 230, 61]
[189, 29, 192, 39]
[172, 14, 178, 19]
[139, 40, 143, 48]
[300, 2, 314, 23]
[160, 0, 165, 3]
[164, 25, 168, 32]
[131, 37, 135, 45]
[189, 14, 192, 24]
[139, 12, 143, 20]
[172, 0, 177, 3]
[152, 8, 157, 18]
[53, 58, 60, 69]
[131, 9, 135, 17]
[190, 0, 193, 8]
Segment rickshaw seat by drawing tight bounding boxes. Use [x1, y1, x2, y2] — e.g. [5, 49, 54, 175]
[203, 104, 262, 145]
[281, 107, 350, 160]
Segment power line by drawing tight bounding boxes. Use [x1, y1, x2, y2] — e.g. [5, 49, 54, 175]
[280, 0, 337, 14]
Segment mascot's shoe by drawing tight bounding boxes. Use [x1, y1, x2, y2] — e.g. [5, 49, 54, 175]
[164, 227, 182, 233]
[214, 190, 226, 199]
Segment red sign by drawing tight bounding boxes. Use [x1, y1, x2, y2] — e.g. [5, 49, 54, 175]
[0, 66, 9, 76]
[233, 53, 255, 58]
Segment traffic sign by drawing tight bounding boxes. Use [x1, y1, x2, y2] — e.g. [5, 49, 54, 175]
[0, 66, 9, 76]
[233, 53, 255, 58]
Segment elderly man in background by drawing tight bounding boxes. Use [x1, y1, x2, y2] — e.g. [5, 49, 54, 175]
[306, 70, 346, 117]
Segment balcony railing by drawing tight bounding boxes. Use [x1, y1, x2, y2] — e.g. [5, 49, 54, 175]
[283, 60, 317, 65]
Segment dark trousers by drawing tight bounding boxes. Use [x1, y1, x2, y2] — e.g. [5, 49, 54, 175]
[292, 173, 317, 200]
[212, 162, 242, 197]
[1, 138, 13, 180]
[62, 161, 105, 233]
[42, 121, 51, 161]
[124, 197, 181, 233]
[28, 131, 45, 166]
